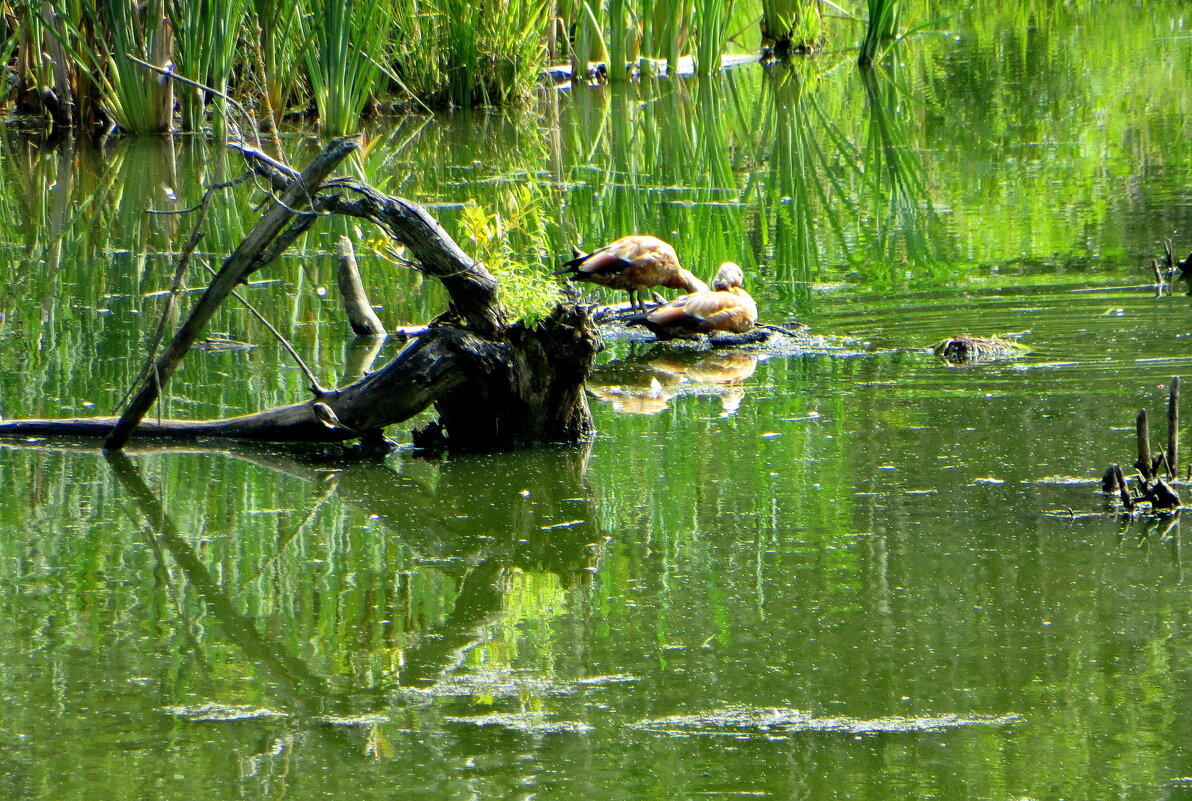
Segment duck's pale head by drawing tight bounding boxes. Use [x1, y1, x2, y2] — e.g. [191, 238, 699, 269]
[711, 262, 744, 291]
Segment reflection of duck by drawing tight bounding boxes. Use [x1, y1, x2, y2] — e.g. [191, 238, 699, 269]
[628, 262, 757, 340]
[589, 351, 759, 416]
[558, 235, 709, 313]
[588, 377, 672, 415]
[652, 351, 758, 385]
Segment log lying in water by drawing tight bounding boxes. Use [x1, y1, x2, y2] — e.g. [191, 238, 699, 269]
[0, 138, 601, 453]
[0, 327, 483, 443]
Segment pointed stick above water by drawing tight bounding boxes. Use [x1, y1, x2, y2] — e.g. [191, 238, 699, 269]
[1169, 377, 1180, 478]
[1136, 409, 1153, 481]
[1113, 464, 1134, 511]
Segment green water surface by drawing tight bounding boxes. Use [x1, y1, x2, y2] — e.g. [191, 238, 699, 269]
[1, 2, 1191, 799]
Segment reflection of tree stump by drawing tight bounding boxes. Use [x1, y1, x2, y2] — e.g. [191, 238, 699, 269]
[0, 138, 601, 453]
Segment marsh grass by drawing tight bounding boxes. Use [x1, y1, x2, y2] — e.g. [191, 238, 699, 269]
[299, 0, 393, 136]
[642, 0, 692, 74]
[43, 0, 174, 133]
[249, 0, 303, 130]
[170, 0, 248, 132]
[457, 186, 563, 327]
[6, 0, 825, 133]
[392, 0, 548, 107]
[858, 0, 901, 65]
[693, 0, 733, 74]
[761, 0, 824, 55]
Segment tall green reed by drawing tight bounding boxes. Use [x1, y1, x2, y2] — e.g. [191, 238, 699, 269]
[606, 0, 630, 80]
[298, 0, 391, 135]
[693, 0, 733, 74]
[170, 0, 248, 133]
[393, 0, 548, 107]
[858, 0, 901, 66]
[642, 0, 691, 74]
[42, 0, 174, 133]
[245, 0, 302, 133]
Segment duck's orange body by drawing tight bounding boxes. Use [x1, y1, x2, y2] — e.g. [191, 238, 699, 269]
[629, 262, 757, 340]
[559, 235, 709, 311]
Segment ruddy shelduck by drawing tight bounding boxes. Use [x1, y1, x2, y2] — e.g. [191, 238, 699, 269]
[628, 262, 757, 340]
[558, 235, 709, 312]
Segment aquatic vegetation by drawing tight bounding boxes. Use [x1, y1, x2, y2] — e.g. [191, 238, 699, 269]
[3, 0, 942, 131]
[693, 0, 734, 74]
[247, 0, 303, 131]
[457, 186, 564, 327]
[393, 0, 550, 107]
[633, 705, 1023, 735]
[858, 0, 901, 65]
[43, 0, 175, 133]
[299, 0, 393, 136]
[761, 0, 824, 55]
[169, 0, 248, 132]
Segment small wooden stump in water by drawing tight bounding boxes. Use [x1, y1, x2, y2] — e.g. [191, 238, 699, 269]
[1102, 378, 1182, 512]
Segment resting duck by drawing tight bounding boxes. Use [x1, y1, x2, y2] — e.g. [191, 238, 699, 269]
[558, 235, 709, 312]
[628, 262, 757, 340]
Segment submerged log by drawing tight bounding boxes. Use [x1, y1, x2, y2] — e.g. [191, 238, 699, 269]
[0, 139, 601, 452]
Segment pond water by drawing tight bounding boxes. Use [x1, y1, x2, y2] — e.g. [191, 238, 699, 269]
[2, 2, 1192, 799]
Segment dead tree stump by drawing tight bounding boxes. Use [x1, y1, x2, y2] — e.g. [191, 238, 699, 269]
[0, 138, 602, 452]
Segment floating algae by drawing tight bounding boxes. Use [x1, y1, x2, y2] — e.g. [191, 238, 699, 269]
[632, 705, 1022, 737]
[394, 670, 639, 701]
[162, 703, 288, 722]
[444, 712, 593, 734]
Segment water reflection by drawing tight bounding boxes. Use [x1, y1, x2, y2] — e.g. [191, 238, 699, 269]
[2, 2, 1192, 797]
[7, 442, 603, 703]
[590, 348, 759, 415]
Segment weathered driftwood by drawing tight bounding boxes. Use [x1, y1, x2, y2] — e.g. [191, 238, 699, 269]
[0, 137, 601, 452]
[335, 236, 387, 337]
[104, 136, 361, 450]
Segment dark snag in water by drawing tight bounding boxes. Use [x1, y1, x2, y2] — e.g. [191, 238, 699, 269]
[1136, 409, 1154, 481]
[0, 138, 601, 453]
[1169, 377, 1180, 476]
[1102, 381, 1182, 513]
[335, 236, 388, 337]
[1158, 239, 1192, 296]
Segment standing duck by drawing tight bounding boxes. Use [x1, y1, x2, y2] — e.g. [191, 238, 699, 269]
[558, 235, 709, 312]
[628, 262, 757, 340]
